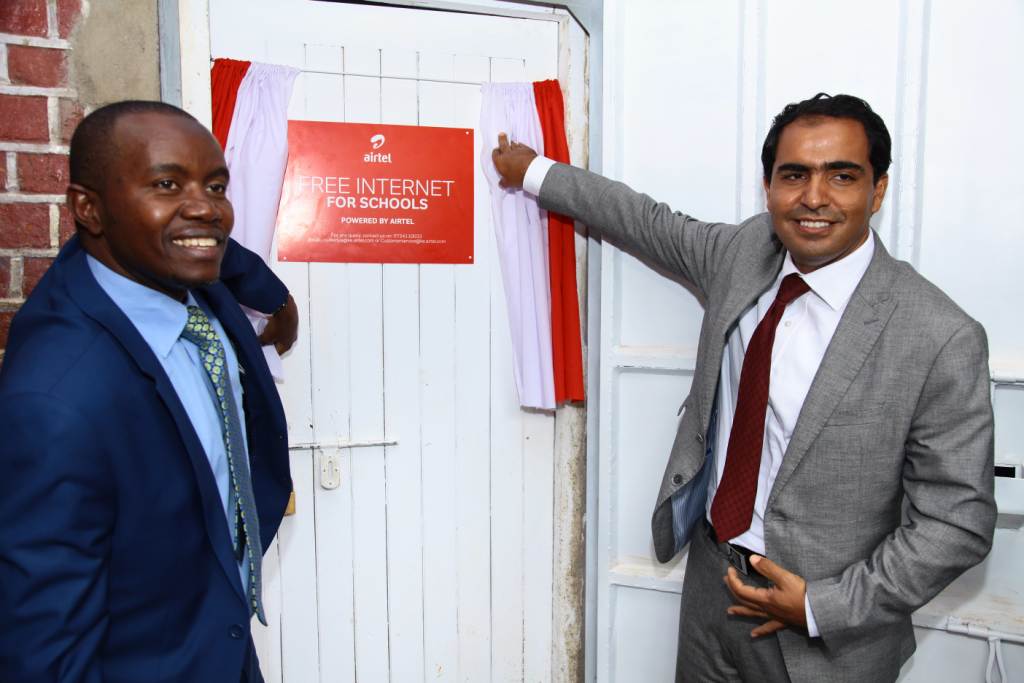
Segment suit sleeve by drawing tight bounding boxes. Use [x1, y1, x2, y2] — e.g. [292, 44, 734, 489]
[219, 238, 289, 313]
[538, 163, 741, 298]
[806, 320, 996, 644]
[0, 394, 113, 683]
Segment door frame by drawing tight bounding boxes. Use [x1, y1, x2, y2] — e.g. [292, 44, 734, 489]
[159, 2, 592, 680]
[161, 0, 584, 127]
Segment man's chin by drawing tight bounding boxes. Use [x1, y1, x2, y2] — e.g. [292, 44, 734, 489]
[176, 274, 221, 289]
[167, 267, 223, 292]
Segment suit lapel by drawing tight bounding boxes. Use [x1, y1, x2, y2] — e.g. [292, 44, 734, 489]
[201, 284, 291, 550]
[63, 243, 246, 602]
[201, 285, 277, 420]
[698, 225, 785, 430]
[766, 237, 900, 511]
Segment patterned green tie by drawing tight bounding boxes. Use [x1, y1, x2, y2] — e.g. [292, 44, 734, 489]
[180, 305, 266, 625]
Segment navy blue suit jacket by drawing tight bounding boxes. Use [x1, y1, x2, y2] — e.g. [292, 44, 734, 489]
[0, 236, 292, 683]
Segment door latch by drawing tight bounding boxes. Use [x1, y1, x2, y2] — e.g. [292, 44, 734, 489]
[319, 451, 342, 490]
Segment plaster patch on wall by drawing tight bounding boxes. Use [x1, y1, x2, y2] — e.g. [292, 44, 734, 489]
[69, 0, 160, 110]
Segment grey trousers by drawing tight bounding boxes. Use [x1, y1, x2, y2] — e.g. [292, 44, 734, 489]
[676, 521, 792, 683]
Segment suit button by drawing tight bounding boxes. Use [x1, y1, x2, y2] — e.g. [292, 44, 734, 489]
[230, 624, 244, 639]
[672, 473, 683, 486]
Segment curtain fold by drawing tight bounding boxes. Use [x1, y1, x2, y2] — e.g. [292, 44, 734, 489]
[480, 83, 556, 410]
[533, 79, 585, 404]
[210, 58, 251, 151]
[214, 61, 299, 379]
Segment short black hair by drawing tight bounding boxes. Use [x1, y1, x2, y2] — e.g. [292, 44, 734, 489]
[761, 93, 892, 184]
[69, 100, 200, 190]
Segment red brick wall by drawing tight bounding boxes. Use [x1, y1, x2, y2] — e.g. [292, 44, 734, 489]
[0, 0, 83, 359]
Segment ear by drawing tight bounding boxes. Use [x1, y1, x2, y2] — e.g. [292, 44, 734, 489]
[66, 183, 103, 237]
[871, 174, 889, 214]
[763, 177, 771, 195]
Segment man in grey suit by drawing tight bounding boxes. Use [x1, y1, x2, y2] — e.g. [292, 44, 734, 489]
[492, 93, 996, 682]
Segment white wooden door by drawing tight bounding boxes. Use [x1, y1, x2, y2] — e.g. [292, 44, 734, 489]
[589, 1, 1024, 682]
[209, 2, 564, 681]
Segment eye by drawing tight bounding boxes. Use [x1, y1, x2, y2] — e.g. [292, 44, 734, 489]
[781, 172, 805, 182]
[207, 182, 228, 195]
[832, 173, 856, 184]
[155, 179, 179, 191]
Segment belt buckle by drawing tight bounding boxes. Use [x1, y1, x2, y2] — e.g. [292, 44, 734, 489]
[726, 543, 751, 576]
[706, 523, 754, 577]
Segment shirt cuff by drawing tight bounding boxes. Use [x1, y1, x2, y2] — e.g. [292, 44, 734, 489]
[522, 155, 557, 196]
[804, 593, 820, 638]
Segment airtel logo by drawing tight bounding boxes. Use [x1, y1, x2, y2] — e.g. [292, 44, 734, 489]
[365, 133, 392, 162]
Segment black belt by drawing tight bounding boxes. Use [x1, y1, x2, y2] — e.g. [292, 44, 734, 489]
[707, 523, 761, 578]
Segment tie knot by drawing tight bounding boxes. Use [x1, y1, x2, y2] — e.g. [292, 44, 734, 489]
[775, 273, 810, 306]
[181, 305, 218, 347]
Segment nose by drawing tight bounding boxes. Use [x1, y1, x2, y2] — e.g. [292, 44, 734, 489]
[180, 188, 219, 221]
[800, 175, 829, 210]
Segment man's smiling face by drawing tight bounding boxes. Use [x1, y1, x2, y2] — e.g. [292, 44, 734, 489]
[764, 116, 888, 273]
[77, 110, 234, 301]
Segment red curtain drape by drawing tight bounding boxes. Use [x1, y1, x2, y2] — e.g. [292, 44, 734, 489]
[210, 58, 252, 150]
[533, 79, 585, 403]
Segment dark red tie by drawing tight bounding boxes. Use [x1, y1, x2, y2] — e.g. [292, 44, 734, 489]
[710, 273, 810, 542]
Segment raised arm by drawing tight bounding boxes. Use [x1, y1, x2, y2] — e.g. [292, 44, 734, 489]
[491, 134, 742, 298]
[219, 238, 298, 354]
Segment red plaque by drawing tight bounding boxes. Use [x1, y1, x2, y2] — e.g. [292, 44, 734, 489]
[276, 121, 474, 263]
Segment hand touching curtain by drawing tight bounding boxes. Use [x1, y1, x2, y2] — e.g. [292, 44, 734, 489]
[480, 83, 556, 410]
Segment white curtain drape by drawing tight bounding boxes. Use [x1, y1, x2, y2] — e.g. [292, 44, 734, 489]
[224, 62, 299, 379]
[480, 83, 555, 410]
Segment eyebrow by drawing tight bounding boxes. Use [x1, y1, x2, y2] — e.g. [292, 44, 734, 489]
[148, 163, 188, 176]
[776, 161, 865, 174]
[148, 163, 231, 181]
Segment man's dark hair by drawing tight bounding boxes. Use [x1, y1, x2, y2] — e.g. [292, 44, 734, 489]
[761, 93, 892, 184]
[69, 100, 200, 189]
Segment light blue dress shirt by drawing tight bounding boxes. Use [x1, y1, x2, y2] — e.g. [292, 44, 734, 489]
[88, 255, 250, 590]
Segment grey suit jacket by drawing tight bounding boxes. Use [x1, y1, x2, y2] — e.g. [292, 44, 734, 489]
[539, 163, 996, 681]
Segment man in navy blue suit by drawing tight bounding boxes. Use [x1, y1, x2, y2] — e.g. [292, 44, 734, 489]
[0, 101, 298, 682]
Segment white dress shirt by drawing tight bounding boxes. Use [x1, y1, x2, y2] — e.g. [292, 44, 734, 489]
[707, 236, 875, 552]
[523, 155, 557, 196]
[522, 155, 875, 637]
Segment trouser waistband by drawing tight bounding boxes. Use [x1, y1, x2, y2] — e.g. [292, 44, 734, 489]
[705, 521, 763, 578]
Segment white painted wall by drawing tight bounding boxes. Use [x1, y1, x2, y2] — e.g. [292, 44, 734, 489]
[592, 1, 1024, 681]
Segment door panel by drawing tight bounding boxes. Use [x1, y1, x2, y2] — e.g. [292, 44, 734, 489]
[209, 2, 561, 680]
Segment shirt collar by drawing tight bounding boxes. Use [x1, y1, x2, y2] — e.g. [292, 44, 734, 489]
[778, 231, 875, 312]
[86, 255, 196, 359]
